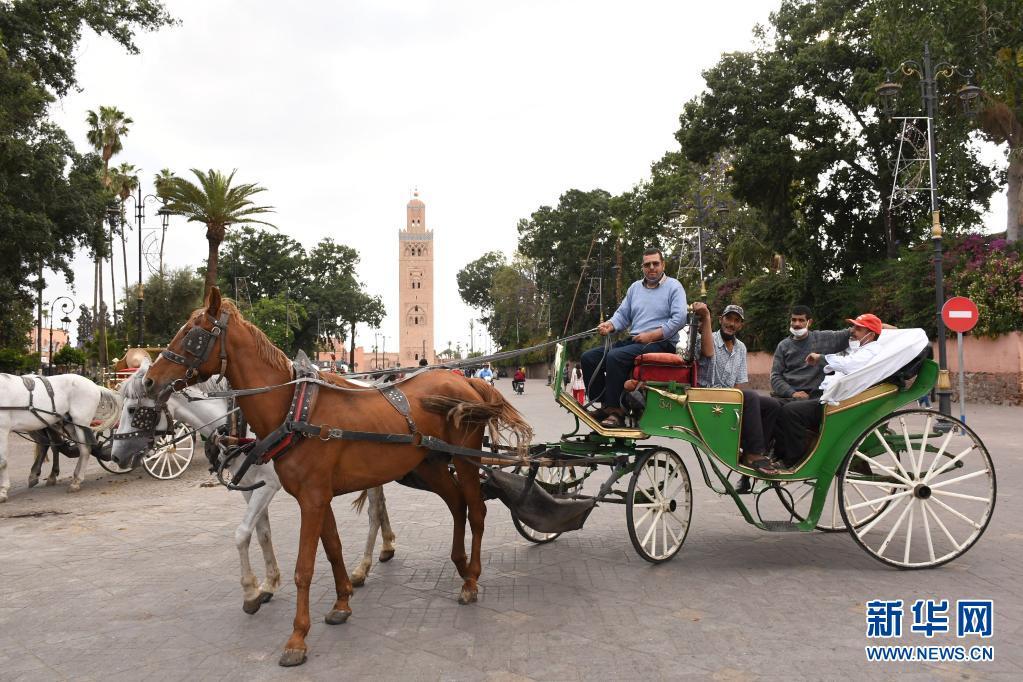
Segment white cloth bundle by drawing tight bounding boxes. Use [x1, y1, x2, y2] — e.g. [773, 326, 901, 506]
[819, 328, 930, 405]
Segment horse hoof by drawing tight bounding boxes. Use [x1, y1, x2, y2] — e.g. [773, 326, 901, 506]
[278, 649, 307, 667]
[67, 482, 81, 493]
[351, 574, 366, 587]
[45, 479, 56, 487]
[242, 598, 264, 615]
[28, 477, 38, 488]
[259, 591, 273, 604]
[458, 589, 478, 605]
[378, 548, 395, 562]
[324, 609, 352, 625]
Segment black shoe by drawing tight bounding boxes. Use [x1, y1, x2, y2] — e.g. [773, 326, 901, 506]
[735, 475, 752, 494]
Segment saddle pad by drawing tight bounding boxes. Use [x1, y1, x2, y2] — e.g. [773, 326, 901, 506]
[632, 353, 694, 384]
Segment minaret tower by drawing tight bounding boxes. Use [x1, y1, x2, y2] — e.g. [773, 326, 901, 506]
[398, 190, 435, 365]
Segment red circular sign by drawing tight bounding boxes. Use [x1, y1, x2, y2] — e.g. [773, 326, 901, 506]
[941, 296, 979, 333]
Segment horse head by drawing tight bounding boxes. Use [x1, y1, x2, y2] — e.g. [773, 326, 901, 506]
[111, 356, 173, 467]
[144, 287, 231, 400]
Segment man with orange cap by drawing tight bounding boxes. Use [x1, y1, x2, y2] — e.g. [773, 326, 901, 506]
[773, 314, 886, 467]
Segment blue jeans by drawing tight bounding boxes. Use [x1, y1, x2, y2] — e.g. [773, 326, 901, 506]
[581, 339, 676, 410]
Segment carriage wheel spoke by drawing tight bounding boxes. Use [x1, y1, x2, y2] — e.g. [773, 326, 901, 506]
[847, 478, 909, 489]
[856, 493, 907, 538]
[637, 485, 656, 504]
[923, 430, 955, 480]
[847, 489, 910, 511]
[854, 451, 909, 485]
[928, 447, 982, 484]
[923, 500, 960, 550]
[900, 418, 919, 479]
[916, 415, 932, 479]
[902, 503, 915, 565]
[877, 497, 914, 555]
[634, 507, 654, 529]
[642, 511, 662, 553]
[876, 429, 912, 481]
[921, 498, 936, 563]
[930, 490, 990, 503]
[928, 496, 983, 530]
[927, 468, 989, 490]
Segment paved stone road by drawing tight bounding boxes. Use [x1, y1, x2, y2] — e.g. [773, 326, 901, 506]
[1, 380, 1020, 680]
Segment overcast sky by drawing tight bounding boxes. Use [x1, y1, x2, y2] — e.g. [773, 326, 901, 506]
[42, 0, 1007, 356]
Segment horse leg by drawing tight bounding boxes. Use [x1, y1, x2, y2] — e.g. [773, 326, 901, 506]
[350, 488, 382, 588]
[319, 505, 354, 625]
[235, 489, 263, 614]
[413, 461, 475, 601]
[0, 428, 10, 503]
[254, 508, 282, 601]
[46, 441, 60, 486]
[67, 428, 90, 493]
[376, 485, 397, 562]
[28, 438, 46, 488]
[279, 496, 328, 667]
[452, 458, 487, 605]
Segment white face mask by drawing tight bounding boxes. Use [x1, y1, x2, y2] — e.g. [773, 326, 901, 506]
[848, 339, 861, 350]
[790, 327, 808, 339]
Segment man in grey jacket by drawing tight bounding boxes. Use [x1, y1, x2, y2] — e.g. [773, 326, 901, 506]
[770, 305, 850, 401]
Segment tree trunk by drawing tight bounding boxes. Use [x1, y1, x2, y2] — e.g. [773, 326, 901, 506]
[120, 221, 129, 345]
[349, 320, 356, 370]
[615, 239, 623, 302]
[884, 205, 898, 258]
[1007, 149, 1022, 244]
[108, 227, 118, 339]
[204, 236, 221, 299]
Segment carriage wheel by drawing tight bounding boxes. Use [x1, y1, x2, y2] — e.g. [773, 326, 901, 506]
[93, 431, 135, 474]
[774, 479, 846, 532]
[626, 449, 692, 563]
[142, 422, 196, 480]
[839, 409, 996, 569]
[511, 465, 582, 544]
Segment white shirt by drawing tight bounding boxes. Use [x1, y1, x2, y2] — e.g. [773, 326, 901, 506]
[819, 342, 881, 393]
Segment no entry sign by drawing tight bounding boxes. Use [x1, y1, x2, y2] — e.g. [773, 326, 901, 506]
[942, 296, 979, 333]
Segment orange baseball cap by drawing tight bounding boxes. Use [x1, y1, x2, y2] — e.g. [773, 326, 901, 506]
[845, 313, 883, 335]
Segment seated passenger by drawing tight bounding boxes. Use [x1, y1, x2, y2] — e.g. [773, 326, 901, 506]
[692, 303, 783, 475]
[774, 313, 884, 467]
[770, 305, 851, 401]
[581, 248, 686, 428]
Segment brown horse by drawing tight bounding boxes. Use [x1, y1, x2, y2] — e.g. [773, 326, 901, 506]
[142, 288, 531, 666]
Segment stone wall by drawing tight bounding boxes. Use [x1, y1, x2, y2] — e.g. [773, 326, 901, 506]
[746, 331, 1023, 405]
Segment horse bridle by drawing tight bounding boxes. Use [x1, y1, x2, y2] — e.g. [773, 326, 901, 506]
[160, 311, 230, 391]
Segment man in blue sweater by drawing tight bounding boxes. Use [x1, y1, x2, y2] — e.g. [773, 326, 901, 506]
[581, 248, 687, 427]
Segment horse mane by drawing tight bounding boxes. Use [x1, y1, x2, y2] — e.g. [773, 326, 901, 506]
[118, 368, 148, 400]
[191, 299, 291, 374]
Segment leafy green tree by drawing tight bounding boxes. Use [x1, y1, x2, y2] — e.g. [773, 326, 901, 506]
[53, 344, 86, 367]
[161, 169, 276, 296]
[872, 0, 1023, 243]
[120, 267, 205, 346]
[456, 251, 506, 323]
[249, 295, 307, 354]
[677, 0, 998, 307]
[85, 106, 133, 185]
[216, 226, 307, 301]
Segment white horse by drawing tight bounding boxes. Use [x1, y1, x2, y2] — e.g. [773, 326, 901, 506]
[110, 358, 396, 615]
[0, 373, 121, 502]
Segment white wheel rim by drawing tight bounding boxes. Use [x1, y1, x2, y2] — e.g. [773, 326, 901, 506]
[516, 466, 579, 541]
[841, 412, 994, 568]
[143, 423, 195, 480]
[632, 451, 691, 560]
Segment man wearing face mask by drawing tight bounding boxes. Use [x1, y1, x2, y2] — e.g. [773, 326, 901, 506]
[693, 304, 783, 475]
[773, 314, 885, 467]
[770, 305, 852, 401]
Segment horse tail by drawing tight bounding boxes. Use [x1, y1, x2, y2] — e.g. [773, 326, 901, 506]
[90, 387, 123, 433]
[420, 378, 532, 456]
[351, 489, 369, 514]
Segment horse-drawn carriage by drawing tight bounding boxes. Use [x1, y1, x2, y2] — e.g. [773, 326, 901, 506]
[503, 336, 995, 569]
[125, 290, 996, 666]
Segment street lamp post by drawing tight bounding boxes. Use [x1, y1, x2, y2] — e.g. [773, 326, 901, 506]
[876, 42, 983, 417]
[122, 183, 170, 348]
[48, 295, 75, 370]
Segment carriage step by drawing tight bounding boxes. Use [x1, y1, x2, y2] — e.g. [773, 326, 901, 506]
[760, 521, 802, 532]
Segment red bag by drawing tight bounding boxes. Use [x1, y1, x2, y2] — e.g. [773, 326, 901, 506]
[631, 353, 696, 385]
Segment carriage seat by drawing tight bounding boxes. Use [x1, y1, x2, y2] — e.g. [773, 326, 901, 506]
[631, 353, 696, 386]
[878, 346, 932, 391]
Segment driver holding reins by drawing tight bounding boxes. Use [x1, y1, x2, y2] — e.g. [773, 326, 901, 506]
[580, 248, 687, 428]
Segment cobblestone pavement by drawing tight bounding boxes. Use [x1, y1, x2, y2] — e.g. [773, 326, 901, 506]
[1, 380, 1020, 680]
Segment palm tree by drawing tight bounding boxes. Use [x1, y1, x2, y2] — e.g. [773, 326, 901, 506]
[162, 169, 276, 296]
[110, 164, 140, 343]
[85, 106, 132, 367]
[85, 106, 133, 186]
